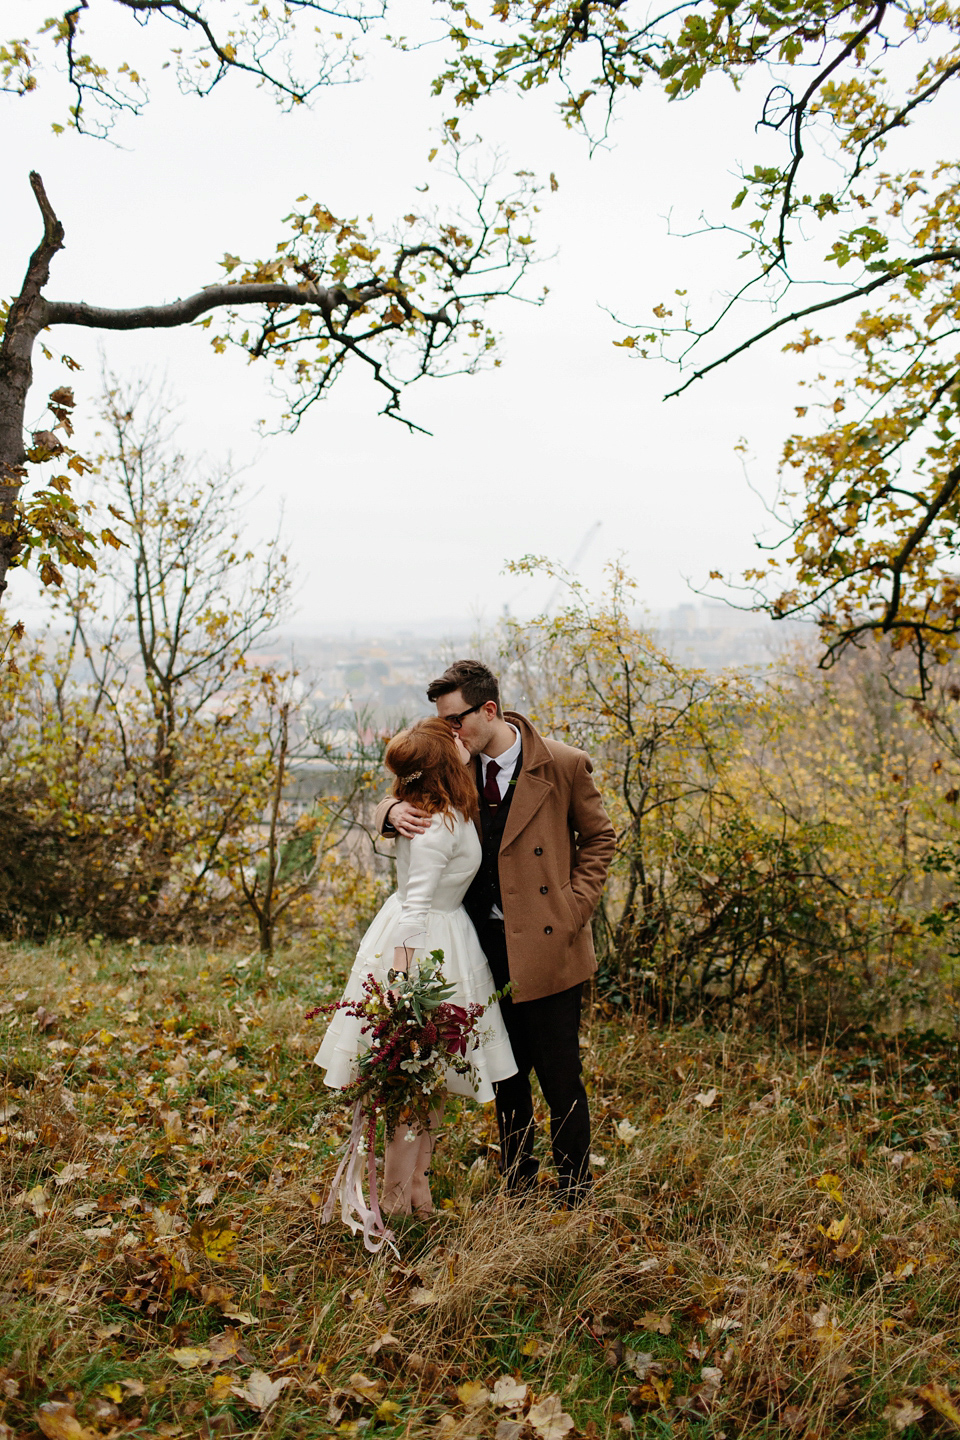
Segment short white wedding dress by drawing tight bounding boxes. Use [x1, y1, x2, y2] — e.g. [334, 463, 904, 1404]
[314, 810, 517, 1101]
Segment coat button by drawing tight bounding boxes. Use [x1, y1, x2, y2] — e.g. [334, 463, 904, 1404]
[544, 925, 552, 935]
[534, 846, 543, 856]
[540, 885, 548, 894]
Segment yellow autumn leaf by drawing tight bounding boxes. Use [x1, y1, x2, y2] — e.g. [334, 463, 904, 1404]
[520, 1336, 552, 1357]
[201, 1223, 239, 1261]
[818, 1213, 849, 1240]
[457, 1381, 490, 1408]
[35, 1402, 98, 1440]
[208, 1373, 234, 1404]
[814, 1171, 844, 1202]
[919, 1382, 960, 1430]
[172, 1346, 213, 1369]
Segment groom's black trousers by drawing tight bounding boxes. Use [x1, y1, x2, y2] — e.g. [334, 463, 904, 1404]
[475, 916, 591, 1201]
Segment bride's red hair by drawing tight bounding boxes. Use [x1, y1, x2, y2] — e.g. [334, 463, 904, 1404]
[385, 718, 478, 824]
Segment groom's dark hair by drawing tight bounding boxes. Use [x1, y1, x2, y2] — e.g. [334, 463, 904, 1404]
[426, 659, 502, 716]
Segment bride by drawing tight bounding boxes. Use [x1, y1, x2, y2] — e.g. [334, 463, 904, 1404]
[314, 716, 517, 1216]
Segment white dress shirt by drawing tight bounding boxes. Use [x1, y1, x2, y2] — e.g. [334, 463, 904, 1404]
[480, 724, 521, 918]
[480, 724, 521, 800]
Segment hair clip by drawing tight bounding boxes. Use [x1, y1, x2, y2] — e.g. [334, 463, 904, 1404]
[399, 770, 422, 786]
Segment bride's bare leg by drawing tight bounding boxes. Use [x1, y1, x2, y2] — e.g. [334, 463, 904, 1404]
[382, 1123, 422, 1215]
[409, 1107, 443, 1216]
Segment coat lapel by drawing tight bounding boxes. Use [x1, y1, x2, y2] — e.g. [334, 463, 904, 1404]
[501, 767, 550, 850]
[499, 710, 553, 850]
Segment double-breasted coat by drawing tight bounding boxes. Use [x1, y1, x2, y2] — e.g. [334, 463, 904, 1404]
[375, 711, 616, 1003]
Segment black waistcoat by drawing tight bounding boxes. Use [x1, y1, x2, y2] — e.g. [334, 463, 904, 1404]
[464, 749, 523, 926]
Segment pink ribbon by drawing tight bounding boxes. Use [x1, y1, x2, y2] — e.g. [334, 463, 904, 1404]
[322, 1101, 398, 1256]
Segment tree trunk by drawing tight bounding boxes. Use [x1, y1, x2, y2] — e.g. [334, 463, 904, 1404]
[0, 174, 63, 605]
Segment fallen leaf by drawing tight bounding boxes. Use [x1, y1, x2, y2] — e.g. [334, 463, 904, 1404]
[89, 1400, 119, 1425]
[366, 1331, 400, 1357]
[54, 1163, 90, 1187]
[814, 1171, 844, 1203]
[627, 1376, 673, 1409]
[640, 1311, 671, 1335]
[230, 1370, 292, 1413]
[35, 1402, 97, 1440]
[346, 1373, 383, 1402]
[528, 1395, 574, 1440]
[457, 1381, 490, 1408]
[494, 1423, 525, 1440]
[520, 1336, 552, 1358]
[201, 1282, 234, 1308]
[491, 1376, 527, 1410]
[199, 1222, 239, 1261]
[409, 1286, 437, 1306]
[220, 1310, 257, 1325]
[918, 1382, 960, 1430]
[207, 1331, 240, 1366]
[694, 1087, 718, 1108]
[99, 1384, 124, 1404]
[195, 1186, 217, 1206]
[208, 1374, 235, 1405]
[376, 1401, 404, 1422]
[883, 1397, 926, 1431]
[21, 1185, 49, 1217]
[172, 1346, 213, 1369]
[615, 1119, 639, 1143]
[604, 1339, 625, 1368]
[624, 1350, 662, 1381]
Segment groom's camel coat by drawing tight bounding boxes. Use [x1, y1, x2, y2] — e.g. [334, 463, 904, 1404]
[374, 711, 616, 1003]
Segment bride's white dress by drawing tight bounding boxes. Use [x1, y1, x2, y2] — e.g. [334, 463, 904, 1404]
[314, 810, 517, 1102]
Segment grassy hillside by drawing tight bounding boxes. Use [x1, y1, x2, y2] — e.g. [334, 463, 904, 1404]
[1, 940, 959, 1439]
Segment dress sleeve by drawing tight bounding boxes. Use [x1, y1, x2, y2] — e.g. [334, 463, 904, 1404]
[389, 813, 456, 952]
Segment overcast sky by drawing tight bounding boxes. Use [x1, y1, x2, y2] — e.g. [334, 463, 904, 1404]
[3, 0, 911, 636]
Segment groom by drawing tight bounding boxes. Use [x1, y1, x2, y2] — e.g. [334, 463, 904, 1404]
[376, 659, 615, 1205]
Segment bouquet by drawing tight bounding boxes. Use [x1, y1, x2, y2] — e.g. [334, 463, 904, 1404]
[307, 951, 486, 1253]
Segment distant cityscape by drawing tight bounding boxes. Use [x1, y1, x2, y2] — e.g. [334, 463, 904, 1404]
[262, 602, 812, 725]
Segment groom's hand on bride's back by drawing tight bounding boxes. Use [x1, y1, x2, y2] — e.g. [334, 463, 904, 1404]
[384, 801, 432, 837]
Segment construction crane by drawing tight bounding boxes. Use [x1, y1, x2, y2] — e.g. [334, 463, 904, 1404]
[545, 521, 602, 614]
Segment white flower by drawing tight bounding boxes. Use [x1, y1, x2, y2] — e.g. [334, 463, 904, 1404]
[403, 1129, 418, 1144]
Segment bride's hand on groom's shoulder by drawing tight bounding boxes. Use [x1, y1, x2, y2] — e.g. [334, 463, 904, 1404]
[386, 801, 432, 838]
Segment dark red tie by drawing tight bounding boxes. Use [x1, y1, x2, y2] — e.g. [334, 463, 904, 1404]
[483, 760, 501, 808]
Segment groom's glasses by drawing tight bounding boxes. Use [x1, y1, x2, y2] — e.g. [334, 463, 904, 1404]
[443, 702, 484, 730]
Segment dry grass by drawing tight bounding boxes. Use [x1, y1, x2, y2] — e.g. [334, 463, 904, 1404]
[1, 937, 959, 1439]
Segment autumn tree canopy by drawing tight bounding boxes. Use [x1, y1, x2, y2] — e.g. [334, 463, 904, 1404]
[438, 0, 960, 684]
[2, 0, 385, 136]
[0, 147, 540, 606]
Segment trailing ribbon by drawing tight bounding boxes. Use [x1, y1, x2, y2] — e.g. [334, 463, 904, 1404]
[322, 1101, 398, 1256]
